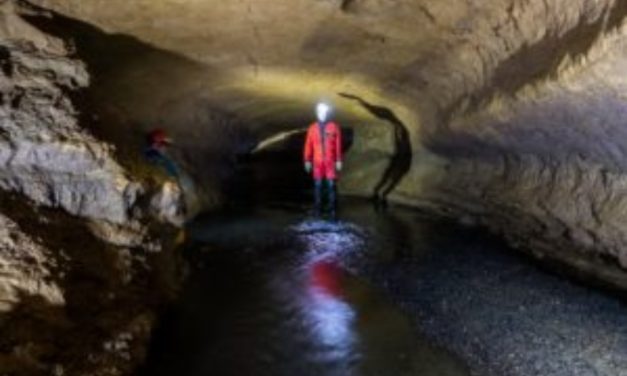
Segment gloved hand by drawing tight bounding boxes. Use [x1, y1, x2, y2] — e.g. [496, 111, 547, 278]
[335, 161, 343, 172]
[304, 161, 312, 173]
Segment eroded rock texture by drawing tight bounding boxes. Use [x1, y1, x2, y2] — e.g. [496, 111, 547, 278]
[0, 195, 182, 376]
[394, 0, 627, 288]
[21, 0, 627, 289]
[4, 0, 627, 372]
[0, 1, 186, 374]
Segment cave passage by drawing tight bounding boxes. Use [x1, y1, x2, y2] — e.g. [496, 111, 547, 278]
[7, 2, 627, 376]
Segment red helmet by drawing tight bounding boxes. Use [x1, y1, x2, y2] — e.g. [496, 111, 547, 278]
[147, 129, 170, 146]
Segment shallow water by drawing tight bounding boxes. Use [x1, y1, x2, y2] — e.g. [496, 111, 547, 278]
[141, 201, 468, 376]
[141, 200, 627, 376]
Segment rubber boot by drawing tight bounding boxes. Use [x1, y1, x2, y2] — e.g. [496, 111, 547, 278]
[313, 179, 323, 217]
[328, 180, 337, 221]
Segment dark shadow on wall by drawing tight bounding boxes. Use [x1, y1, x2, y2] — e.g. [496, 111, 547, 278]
[18, 8, 197, 169]
[401, 86, 627, 293]
[20, 8, 255, 207]
[439, 0, 627, 121]
[339, 93, 412, 207]
[20, 8, 211, 148]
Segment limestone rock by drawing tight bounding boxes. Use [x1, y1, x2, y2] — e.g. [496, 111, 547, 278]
[16, 0, 627, 290]
[0, 212, 64, 315]
[0, 3, 187, 375]
[4, 0, 627, 372]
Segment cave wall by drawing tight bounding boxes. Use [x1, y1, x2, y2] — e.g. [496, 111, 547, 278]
[397, 1, 627, 288]
[3, 1, 627, 373]
[12, 0, 627, 290]
[404, 47, 627, 285]
[0, 0, 188, 233]
[0, 2, 188, 374]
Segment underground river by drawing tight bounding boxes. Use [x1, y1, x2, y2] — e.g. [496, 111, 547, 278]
[138, 198, 627, 376]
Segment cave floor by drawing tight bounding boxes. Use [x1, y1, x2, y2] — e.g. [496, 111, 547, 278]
[140, 199, 627, 376]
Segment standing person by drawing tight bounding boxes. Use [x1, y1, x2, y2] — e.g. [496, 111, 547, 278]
[303, 102, 343, 218]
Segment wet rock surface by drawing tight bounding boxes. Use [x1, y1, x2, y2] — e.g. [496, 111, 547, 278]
[164, 201, 627, 376]
[363, 214, 627, 376]
[142, 203, 469, 376]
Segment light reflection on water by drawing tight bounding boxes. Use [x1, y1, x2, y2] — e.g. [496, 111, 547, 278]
[306, 260, 357, 360]
[294, 220, 367, 372]
[141, 206, 469, 376]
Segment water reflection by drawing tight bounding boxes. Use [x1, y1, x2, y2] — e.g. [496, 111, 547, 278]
[141, 207, 468, 376]
[307, 260, 358, 362]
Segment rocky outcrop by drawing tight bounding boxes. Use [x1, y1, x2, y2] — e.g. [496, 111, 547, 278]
[0, 2, 187, 374]
[0, 0, 187, 230]
[0, 210, 64, 316]
[0, 195, 182, 376]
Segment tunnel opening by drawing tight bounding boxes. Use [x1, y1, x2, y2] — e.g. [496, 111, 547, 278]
[225, 121, 355, 211]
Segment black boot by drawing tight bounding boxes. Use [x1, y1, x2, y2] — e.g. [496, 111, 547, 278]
[313, 179, 323, 217]
[328, 180, 338, 220]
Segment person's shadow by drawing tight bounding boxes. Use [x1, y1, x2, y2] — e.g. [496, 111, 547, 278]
[339, 93, 412, 209]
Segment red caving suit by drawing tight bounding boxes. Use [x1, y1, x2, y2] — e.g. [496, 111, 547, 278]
[303, 121, 343, 180]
